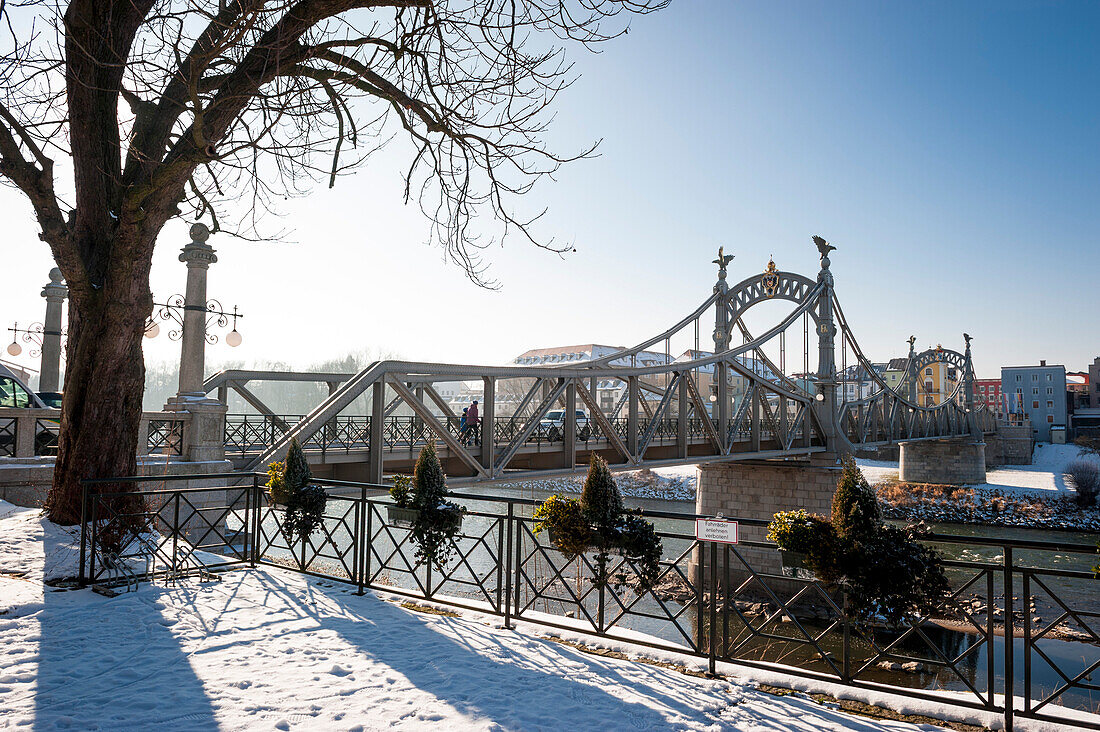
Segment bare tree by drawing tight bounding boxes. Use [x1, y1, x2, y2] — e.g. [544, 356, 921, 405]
[0, 0, 666, 523]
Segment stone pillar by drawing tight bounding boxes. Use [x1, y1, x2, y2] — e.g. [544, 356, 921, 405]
[694, 458, 841, 594]
[39, 268, 68, 393]
[899, 438, 986, 484]
[176, 223, 217, 398]
[164, 224, 227, 463]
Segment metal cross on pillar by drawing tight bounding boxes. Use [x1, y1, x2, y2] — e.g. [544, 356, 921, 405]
[712, 247, 734, 449]
[39, 268, 68, 393]
[811, 236, 839, 451]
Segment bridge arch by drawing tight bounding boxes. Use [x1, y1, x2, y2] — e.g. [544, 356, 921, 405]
[722, 269, 821, 324]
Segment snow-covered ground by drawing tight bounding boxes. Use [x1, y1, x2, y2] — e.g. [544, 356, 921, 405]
[496, 464, 699, 502]
[860, 443, 1095, 496]
[0, 500, 970, 731]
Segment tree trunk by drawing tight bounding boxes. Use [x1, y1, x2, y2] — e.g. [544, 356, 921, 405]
[45, 270, 149, 526]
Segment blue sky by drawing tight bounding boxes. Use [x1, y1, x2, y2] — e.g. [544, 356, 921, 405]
[1, 1, 1097, 379]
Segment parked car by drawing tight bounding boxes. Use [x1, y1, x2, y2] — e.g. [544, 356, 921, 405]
[0, 364, 59, 455]
[538, 409, 591, 441]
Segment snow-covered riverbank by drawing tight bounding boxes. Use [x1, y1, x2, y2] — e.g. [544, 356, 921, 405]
[0, 500, 976, 731]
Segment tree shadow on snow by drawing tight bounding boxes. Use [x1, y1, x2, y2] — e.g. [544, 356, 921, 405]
[240, 573, 785, 730]
[32, 527, 220, 731]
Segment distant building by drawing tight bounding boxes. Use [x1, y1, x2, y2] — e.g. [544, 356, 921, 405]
[915, 348, 959, 407]
[882, 358, 909, 393]
[1088, 357, 1100, 409]
[1001, 361, 1067, 442]
[1067, 371, 1090, 411]
[835, 363, 884, 403]
[973, 378, 1003, 418]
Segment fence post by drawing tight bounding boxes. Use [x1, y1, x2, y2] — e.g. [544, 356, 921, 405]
[249, 475, 257, 568]
[357, 481, 369, 595]
[78, 483, 89, 587]
[512, 507, 523, 627]
[1004, 545, 1014, 732]
[503, 502, 514, 629]
[172, 492, 181, 579]
[252, 476, 262, 566]
[842, 591, 851, 683]
[695, 540, 705, 655]
[708, 540, 717, 677]
[1022, 570, 1031, 717]
[88, 497, 97, 585]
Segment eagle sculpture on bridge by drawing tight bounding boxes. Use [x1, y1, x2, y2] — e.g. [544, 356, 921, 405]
[812, 235, 836, 259]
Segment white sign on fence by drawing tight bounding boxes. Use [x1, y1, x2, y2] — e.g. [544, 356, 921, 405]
[695, 517, 739, 544]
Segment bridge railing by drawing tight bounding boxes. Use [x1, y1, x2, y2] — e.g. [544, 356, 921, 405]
[78, 473, 1100, 732]
[224, 412, 738, 456]
[0, 408, 188, 459]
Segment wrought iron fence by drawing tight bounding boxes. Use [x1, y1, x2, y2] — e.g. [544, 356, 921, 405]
[79, 473, 1100, 731]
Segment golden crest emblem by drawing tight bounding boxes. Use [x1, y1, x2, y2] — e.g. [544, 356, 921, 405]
[760, 258, 780, 298]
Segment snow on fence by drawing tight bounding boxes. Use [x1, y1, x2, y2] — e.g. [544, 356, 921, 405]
[77, 472, 1099, 732]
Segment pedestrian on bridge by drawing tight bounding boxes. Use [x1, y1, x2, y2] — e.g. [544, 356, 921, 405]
[466, 400, 480, 446]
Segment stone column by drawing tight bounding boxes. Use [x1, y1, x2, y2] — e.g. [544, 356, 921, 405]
[164, 224, 227, 463]
[176, 223, 217, 398]
[39, 268, 68, 393]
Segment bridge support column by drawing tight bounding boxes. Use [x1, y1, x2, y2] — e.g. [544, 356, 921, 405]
[693, 458, 840, 591]
[563, 380, 576, 469]
[899, 438, 986, 484]
[369, 381, 385, 484]
[627, 376, 639, 459]
[482, 377, 495, 474]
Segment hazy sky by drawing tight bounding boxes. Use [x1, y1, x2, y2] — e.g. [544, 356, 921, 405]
[2, 1, 1097, 382]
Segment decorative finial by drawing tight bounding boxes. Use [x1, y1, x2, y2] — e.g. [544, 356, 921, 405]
[907, 335, 916, 351]
[712, 246, 734, 280]
[963, 333, 972, 349]
[189, 222, 211, 243]
[812, 235, 836, 267]
[48, 267, 64, 284]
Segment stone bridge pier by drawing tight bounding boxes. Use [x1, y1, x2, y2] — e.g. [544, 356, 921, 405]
[899, 437, 986, 485]
[692, 456, 842, 592]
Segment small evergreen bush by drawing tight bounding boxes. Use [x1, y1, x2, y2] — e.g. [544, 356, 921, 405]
[1066, 458, 1100, 508]
[534, 494, 591, 557]
[390, 474, 413, 508]
[275, 438, 327, 543]
[767, 460, 949, 626]
[535, 454, 663, 591]
[581, 454, 623, 533]
[832, 456, 880, 541]
[265, 460, 288, 505]
[615, 512, 662, 590]
[409, 442, 464, 569]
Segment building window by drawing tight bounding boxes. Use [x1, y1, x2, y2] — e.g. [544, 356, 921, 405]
[1047, 400, 1054, 408]
[1033, 388, 1038, 395]
[1047, 415, 1054, 423]
[1016, 375, 1021, 382]
[1032, 374, 1037, 381]
[1047, 388, 1053, 395]
[1047, 374, 1052, 381]
[1033, 401, 1040, 409]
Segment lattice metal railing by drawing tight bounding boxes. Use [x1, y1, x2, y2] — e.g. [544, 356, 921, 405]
[79, 474, 1100, 731]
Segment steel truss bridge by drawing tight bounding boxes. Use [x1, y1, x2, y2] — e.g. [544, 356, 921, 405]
[206, 239, 995, 483]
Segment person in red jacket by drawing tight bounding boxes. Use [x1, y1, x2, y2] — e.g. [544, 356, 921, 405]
[466, 400, 480, 446]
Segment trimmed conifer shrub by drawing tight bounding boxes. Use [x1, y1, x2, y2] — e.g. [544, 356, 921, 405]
[581, 454, 622, 533]
[277, 438, 327, 543]
[409, 441, 464, 569]
[831, 455, 880, 541]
